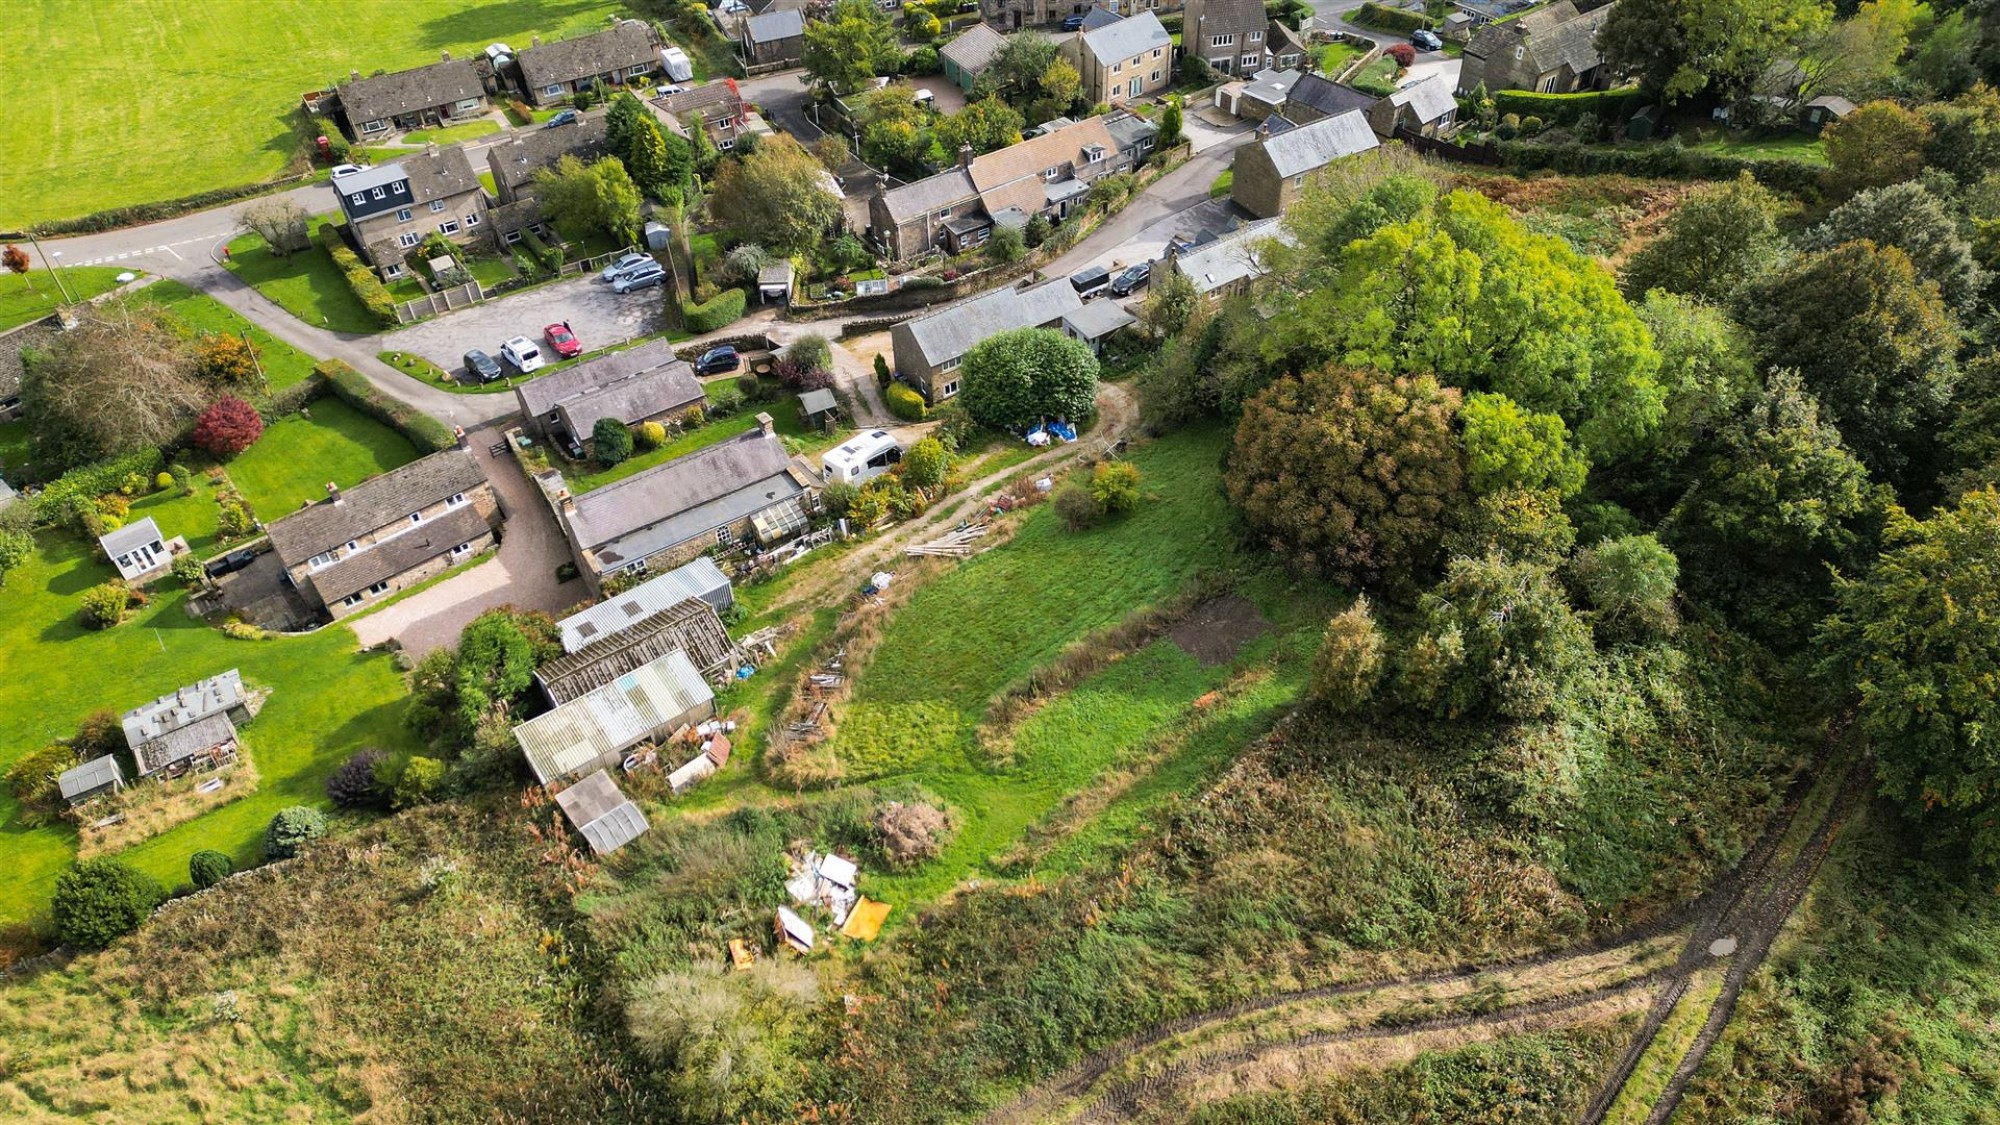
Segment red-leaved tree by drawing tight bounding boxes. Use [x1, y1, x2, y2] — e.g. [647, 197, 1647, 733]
[192, 396, 264, 458]
[1386, 43, 1416, 67]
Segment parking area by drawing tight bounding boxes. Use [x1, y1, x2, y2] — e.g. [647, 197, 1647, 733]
[380, 272, 666, 377]
[1060, 197, 1253, 280]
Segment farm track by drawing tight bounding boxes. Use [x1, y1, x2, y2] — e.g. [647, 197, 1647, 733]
[981, 725, 1865, 1125]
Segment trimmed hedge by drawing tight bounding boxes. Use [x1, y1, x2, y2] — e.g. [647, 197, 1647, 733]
[326, 241, 401, 328]
[260, 374, 328, 423]
[315, 359, 458, 452]
[3, 176, 308, 239]
[1352, 2, 1427, 32]
[519, 228, 563, 274]
[887, 382, 927, 420]
[1493, 88, 1649, 126]
[33, 449, 166, 527]
[1496, 141, 1824, 199]
[683, 287, 748, 333]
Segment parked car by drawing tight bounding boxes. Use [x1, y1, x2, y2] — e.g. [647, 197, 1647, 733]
[1110, 262, 1151, 297]
[656, 85, 687, 97]
[601, 252, 654, 281]
[544, 109, 579, 129]
[1069, 264, 1111, 300]
[1411, 29, 1443, 51]
[501, 336, 545, 373]
[612, 264, 667, 294]
[1061, 13, 1087, 30]
[485, 43, 514, 61]
[463, 348, 503, 383]
[544, 323, 582, 358]
[329, 163, 365, 179]
[203, 548, 259, 580]
[694, 345, 741, 375]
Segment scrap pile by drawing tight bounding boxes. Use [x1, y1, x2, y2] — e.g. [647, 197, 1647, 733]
[787, 645, 844, 739]
[905, 522, 991, 558]
[772, 850, 892, 953]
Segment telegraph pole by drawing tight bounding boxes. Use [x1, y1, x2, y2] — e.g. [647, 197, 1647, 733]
[23, 229, 73, 305]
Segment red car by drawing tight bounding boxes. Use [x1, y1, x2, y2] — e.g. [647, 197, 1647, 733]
[543, 322, 582, 359]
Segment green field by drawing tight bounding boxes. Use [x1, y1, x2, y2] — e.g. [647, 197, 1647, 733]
[0, 267, 134, 330]
[4, 0, 628, 226]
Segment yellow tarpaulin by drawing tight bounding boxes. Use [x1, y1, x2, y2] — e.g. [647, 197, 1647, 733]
[840, 897, 892, 941]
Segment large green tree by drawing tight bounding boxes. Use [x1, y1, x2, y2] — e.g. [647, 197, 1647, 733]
[804, 0, 900, 92]
[1399, 552, 1594, 721]
[1804, 180, 1988, 311]
[709, 136, 843, 255]
[1822, 99, 1932, 198]
[1820, 487, 2000, 868]
[1737, 239, 1958, 492]
[1619, 174, 1789, 304]
[936, 96, 1024, 157]
[534, 155, 643, 244]
[851, 85, 936, 173]
[1633, 291, 1758, 464]
[1919, 85, 2000, 184]
[1599, 0, 1830, 102]
[957, 327, 1099, 431]
[974, 32, 1059, 108]
[1458, 391, 1587, 498]
[1225, 366, 1465, 588]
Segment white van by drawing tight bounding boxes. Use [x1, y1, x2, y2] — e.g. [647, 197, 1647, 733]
[500, 336, 545, 373]
[822, 429, 903, 484]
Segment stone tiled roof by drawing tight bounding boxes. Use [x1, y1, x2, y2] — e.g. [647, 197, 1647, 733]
[567, 429, 800, 556]
[518, 20, 661, 90]
[941, 24, 1007, 74]
[486, 116, 611, 193]
[971, 116, 1121, 217]
[339, 58, 485, 125]
[1474, 0, 1616, 78]
[517, 338, 694, 418]
[265, 448, 486, 565]
[1193, 0, 1268, 38]
[395, 145, 484, 206]
[657, 80, 744, 124]
[880, 167, 980, 224]
[899, 277, 1082, 367]
[310, 503, 491, 602]
[1284, 72, 1378, 119]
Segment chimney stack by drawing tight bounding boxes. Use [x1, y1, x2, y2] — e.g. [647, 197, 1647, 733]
[755, 411, 775, 437]
[326, 481, 342, 505]
[958, 143, 975, 169]
[1256, 119, 1271, 139]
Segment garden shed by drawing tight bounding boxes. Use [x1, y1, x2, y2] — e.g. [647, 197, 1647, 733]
[555, 558, 735, 652]
[798, 388, 841, 432]
[553, 769, 651, 855]
[58, 755, 125, 807]
[514, 649, 716, 784]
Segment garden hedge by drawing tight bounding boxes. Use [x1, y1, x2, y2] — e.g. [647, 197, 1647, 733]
[1496, 141, 1824, 199]
[326, 241, 401, 328]
[315, 359, 458, 452]
[32, 448, 166, 526]
[886, 382, 928, 421]
[682, 287, 748, 333]
[1352, 2, 1427, 32]
[519, 228, 563, 274]
[1492, 88, 1649, 126]
[4, 176, 308, 238]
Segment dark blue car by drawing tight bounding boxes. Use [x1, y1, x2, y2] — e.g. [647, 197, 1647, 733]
[1061, 13, 1087, 30]
[695, 345, 741, 375]
[544, 109, 579, 129]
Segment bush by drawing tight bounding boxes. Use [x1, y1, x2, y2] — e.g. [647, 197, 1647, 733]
[79, 581, 131, 629]
[1354, 1, 1427, 32]
[903, 437, 951, 489]
[874, 353, 892, 385]
[886, 382, 927, 420]
[188, 849, 233, 889]
[171, 553, 205, 589]
[1054, 482, 1103, 530]
[682, 287, 748, 333]
[822, 480, 859, 517]
[1386, 43, 1416, 67]
[31, 448, 165, 528]
[5, 743, 77, 827]
[325, 748, 390, 809]
[1089, 461, 1141, 513]
[1310, 596, 1385, 714]
[593, 417, 635, 464]
[217, 500, 255, 539]
[635, 420, 668, 449]
[1492, 88, 1648, 127]
[736, 371, 763, 399]
[169, 463, 195, 496]
[155, 471, 174, 491]
[327, 241, 400, 327]
[393, 756, 447, 808]
[316, 359, 457, 451]
[192, 395, 265, 458]
[707, 385, 745, 416]
[520, 228, 563, 274]
[263, 805, 328, 860]
[52, 859, 166, 950]
[1520, 114, 1544, 135]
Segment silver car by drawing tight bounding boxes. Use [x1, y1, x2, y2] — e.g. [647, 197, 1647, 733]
[612, 264, 667, 294]
[601, 252, 654, 282]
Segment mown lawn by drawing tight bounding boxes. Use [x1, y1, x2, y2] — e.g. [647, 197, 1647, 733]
[227, 397, 418, 517]
[2, 1, 622, 226]
[0, 532, 420, 925]
[1684, 132, 1828, 164]
[120, 279, 321, 391]
[225, 216, 379, 334]
[401, 119, 502, 145]
[0, 268, 134, 331]
[565, 391, 819, 493]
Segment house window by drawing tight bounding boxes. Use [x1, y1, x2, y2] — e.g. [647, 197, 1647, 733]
[308, 551, 335, 570]
[1152, 69, 1162, 81]
[545, 84, 564, 96]
[439, 219, 460, 235]
[455, 98, 481, 112]
[1515, 45, 1526, 60]
[363, 119, 386, 132]
[1210, 33, 1234, 47]
[371, 186, 385, 200]
[1279, 52, 1298, 67]
[1241, 54, 1260, 68]
[504, 230, 523, 244]
[628, 64, 649, 76]
[1083, 144, 1105, 162]
[937, 208, 951, 219]
[429, 199, 446, 213]
[341, 593, 364, 607]
[717, 137, 736, 150]
[1248, 31, 1262, 42]
[384, 262, 405, 277]
[117, 554, 131, 569]
[392, 183, 406, 195]
[398, 232, 420, 248]
[367, 580, 390, 596]
[447, 492, 467, 508]
[464, 211, 480, 226]
[396, 207, 413, 221]
[941, 379, 960, 396]
[347, 540, 358, 551]
[1538, 73, 1559, 93]
[1112, 61, 1122, 72]
[938, 356, 961, 372]
[409, 512, 424, 524]
[1152, 47, 1162, 58]
[1044, 166, 1060, 180]
[349, 192, 365, 205]
[451, 541, 473, 556]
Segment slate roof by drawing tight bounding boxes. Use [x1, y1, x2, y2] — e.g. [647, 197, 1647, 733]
[657, 80, 744, 123]
[1171, 216, 1291, 293]
[1387, 74, 1457, 123]
[880, 167, 980, 224]
[1061, 299, 1136, 339]
[745, 9, 807, 42]
[1102, 109, 1159, 150]
[518, 20, 661, 90]
[538, 597, 738, 702]
[395, 145, 485, 206]
[100, 517, 164, 559]
[486, 116, 611, 193]
[554, 770, 651, 854]
[1080, 6, 1123, 30]
[567, 429, 803, 561]
[58, 756, 124, 802]
[798, 387, 840, 417]
[941, 23, 1007, 74]
[1193, 0, 1268, 37]
[0, 315, 62, 404]
[1508, 0, 1615, 76]
[900, 277, 1083, 367]
[265, 448, 486, 566]
[310, 503, 491, 602]
[1284, 72, 1378, 119]
[339, 58, 485, 126]
[971, 116, 1122, 217]
[1078, 12, 1171, 66]
[558, 557, 734, 651]
[1257, 108, 1378, 177]
[1267, 19, 1310, 59]
[517, 339, 703, 435]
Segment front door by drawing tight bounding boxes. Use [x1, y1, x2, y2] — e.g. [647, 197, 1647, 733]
[1127, 77, 1141, 99]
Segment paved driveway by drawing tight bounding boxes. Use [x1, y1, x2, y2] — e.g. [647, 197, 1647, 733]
[349, 426, 587, 656]
[380, 273, 666, 377]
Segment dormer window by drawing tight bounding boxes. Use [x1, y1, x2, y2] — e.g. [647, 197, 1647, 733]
[409, 512, 424, 524]
[371, 187, 385, 199]
[308, 551, 336, 570]
[1083, 144, 1105, 163]
[392, 183, 406, 195]
[446, 492, 467, 508]
[349, 192, 365, 204]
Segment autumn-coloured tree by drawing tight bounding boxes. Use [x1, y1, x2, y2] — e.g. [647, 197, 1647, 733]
[1822, 100, 1932, 199]
[195, 333, 262, 388]
[19, 306, 205, 470]
[2, 244, 34, 293]
[192, 396, 264, 458]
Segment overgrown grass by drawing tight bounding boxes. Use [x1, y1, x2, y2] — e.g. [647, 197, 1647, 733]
[0, 267, 133, 330]
[1682, 131, 1828, 165]
[226, 396, 418, 517]
[1605, 969, 1723, 1124]
[224, 217, 378, 333]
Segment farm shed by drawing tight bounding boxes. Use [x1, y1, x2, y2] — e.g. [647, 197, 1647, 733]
[514, 649, 716, 785]
[797, 388, 840, 431]
[122, 670, 252, 778]
[553, 770, 652, 855]
[555, 558, 735, 652]
[58, 756, 125, 807]
[536, 596, 739, 704]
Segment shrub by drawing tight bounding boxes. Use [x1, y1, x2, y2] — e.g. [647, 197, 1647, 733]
[1311, 596, 1385, 713]
[782, 334, 832, 372]
[194, 333, 263, 389]
[1089, 461, 1141, 512]
[873, 353, 892, 385]
[5, 743, 77, 827]
[154, 471, 174, 491]
[1054, 482, 1103, 530]
[170, 553, 205, 589]
[707, 385, 745, 416]
[79, 581, 131, 629]
[736, 372, 763, 399]
[31, 448, 165, 528]
[520, 228, 563, 274]
[393, 756, 446, 808]
[325, 748, 390, 809]
[192, 395, 264, 458]
[682, 287, 748, 333]
[169, 463, 195, 496]
[263, 806, 328, 860]
[635, 420, 668, 449]
[1520, 114, 1544, 135]
[594, 417, 635, 464]
[327, 242, 400, 327]
[188, 849, 233, 889]
[1386, 43, 1416, 67]
[222, 620, 268, 640]
[1355, 1, 1426, 32]
[217, 500, 255, 539]
[821, 480, 859, 517]
[886, 382, 927, 420]
[52, 858, 166, 950]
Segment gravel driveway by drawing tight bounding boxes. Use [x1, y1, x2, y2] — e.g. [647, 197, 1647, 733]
[380, 272, 666, 377]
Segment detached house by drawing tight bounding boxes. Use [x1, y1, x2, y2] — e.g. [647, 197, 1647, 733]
[518, 20, 662, 105]
[1231, 110, 1378, 218]
[335, 55, 488, 140]
[891, 277, 1132, 402]
[1183, 0, 1269, 76]
[335, 147, 489, 279]
[265, 449, 500, 619]
[515, 339, 706, 455]
[1457, 0, 1616, 95]
[867, 116, 1141, 260]
[653, 81, 748, 150]
[1067, 12, 1173, 106]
